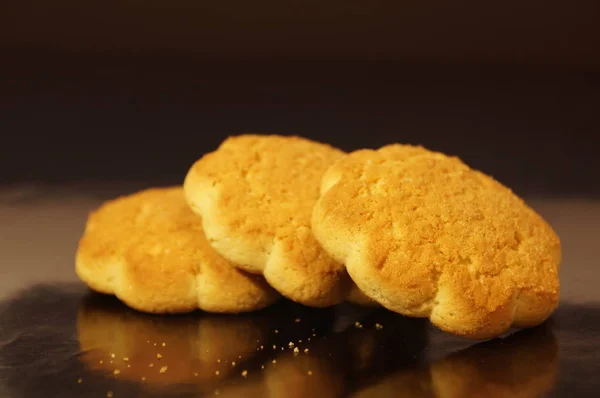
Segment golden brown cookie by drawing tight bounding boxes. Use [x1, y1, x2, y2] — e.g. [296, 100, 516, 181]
[312, 145, 561, 339]
[184, 134, 352, 307]
[75, 187, 279, 314]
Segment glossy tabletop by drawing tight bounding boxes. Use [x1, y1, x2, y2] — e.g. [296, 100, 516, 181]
[0, 184, 599, 397]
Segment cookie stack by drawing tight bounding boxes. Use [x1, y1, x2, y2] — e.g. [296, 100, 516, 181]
[76, 134, 560, 339]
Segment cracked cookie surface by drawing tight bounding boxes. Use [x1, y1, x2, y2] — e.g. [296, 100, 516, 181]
[312, 145, 561, 339]
[184, 135, 352, 306]
[76, 187, 279, 313]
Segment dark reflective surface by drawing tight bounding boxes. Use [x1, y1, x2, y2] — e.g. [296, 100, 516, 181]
[1, 284, 599, 397]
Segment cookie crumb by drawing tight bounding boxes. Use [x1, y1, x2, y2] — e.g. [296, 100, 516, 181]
[232, 361, 236, 367]
[261, 365, 265, 370]
[375, 323, 384, 330]
[308, 370, 313, 375]
[355, 321, 363, 329]
[288, 342, 295, 348]
[298, 340, 302, 343]
[107, 392, 114, 398]
[193, 372, 198, 377]
[272, 345, 276, 350]
[156, 353, 163, 359]
[127, 364, 131, 368]
[149, 363, 154, 368]
[312, 333, 316, 337]
[214, 389, 220, 396]
[159, 366, 168, 374]
[304, 348, 309, 353]
[274, 329, 279, 334]
[241, 370, 248, 377]
[162, 342, 167, 347]
[217, 359, 221, 363]
[260, 345, 264, 350]
[215, 370, 220, 376]
[295, 318, 301, 323]
[77, 377, 83, 384]
[272, 359, 277, 364]
[153, 343, 157, 346]
[293, 347, 299, 355]
[99, 360, 104, 364]
[113, 369, 121, 375]
[141, 376, 146, 381]
[123, 357, 129, 362]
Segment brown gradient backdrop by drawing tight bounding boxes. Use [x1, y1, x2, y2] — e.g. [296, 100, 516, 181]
[1, 0, 599, 195]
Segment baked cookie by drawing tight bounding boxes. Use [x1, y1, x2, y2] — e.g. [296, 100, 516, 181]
[184, 134, 351, 307]
[312, 145, 561, 339]
[76, 187, 279, 314]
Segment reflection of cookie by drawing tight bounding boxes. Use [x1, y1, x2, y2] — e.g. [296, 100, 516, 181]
[184, 134, 351, 307]
[75, 187, 278, 313]
[313, 145, 561, 339]
[76, 297, 268, 387]
[351, 327, 558, 398]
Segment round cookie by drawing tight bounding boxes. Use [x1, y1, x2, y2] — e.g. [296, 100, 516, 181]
[184, 134, 351, 307]
[76, 187, 279, 314]
[312, 145, 561, 339]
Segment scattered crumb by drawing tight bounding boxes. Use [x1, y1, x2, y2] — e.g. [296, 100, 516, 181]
[295, 318, 301, 323]
[113, 369, 121, 375]
[193, 372, 198, 377]
[288, 342, 295, 348]
[214, 389, 220, 396]
[260, 345, 264, 350]
[107, 392, 114, 398]
[355, 321, 363, 329]
[153, 343, 157, 346]
[141, 376, 147, 381]
[99, 360, 104, 364]
[274, 329, 279, 334]
[307, 338, 311, 342]
[308, 371, 313, 376]
[109, 360, 113, 364]
[375, 323, 384, 330]
[149, 363, 154, 368]
[312, 328, 315, 331]
[123, 357, 129, 362]
[77, 378, 83, 384]
[298, 340, 302, 343]
[162, 342, 167, 347]
[272, 359, 277, 364]
[293, 347, 299, 355]
[110, 353, 116, 359]
[156, 353, 163, 359]
[241, 370, 248, 377]
[312, 333, 316, 337]
[261, 365, 265, 370]
[272, 345, 276, 350]
[304, 349, 309, 353]
[146, 340, 150, 343]
[281, 347, 284, 351]
[127, 364, 131, 368]
[159, 366, 168, 374]
[215, 370, 220, 376]
[238, 355, 242, 359]
[232, 361, 236, 367]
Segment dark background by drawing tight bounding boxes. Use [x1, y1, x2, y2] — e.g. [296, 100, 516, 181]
[1, 0, 599, 197]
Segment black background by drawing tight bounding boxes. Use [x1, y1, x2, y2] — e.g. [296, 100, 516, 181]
[1, 0, 599, 196]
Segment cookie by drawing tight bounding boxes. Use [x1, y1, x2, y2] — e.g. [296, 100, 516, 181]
[75, 187, 279, 314]
[312, 145, 561, 339]
[184, 134, 352, 307]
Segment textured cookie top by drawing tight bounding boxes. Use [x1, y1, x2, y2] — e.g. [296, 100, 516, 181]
[312, 145, 561, 339]
[184, 135, 351, 306]
[76, 187, 278, 313]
